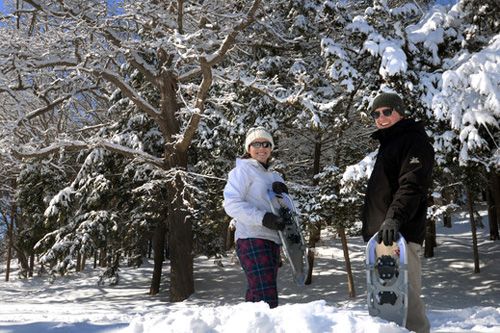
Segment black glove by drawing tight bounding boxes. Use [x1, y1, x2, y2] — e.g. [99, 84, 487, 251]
[272, 181, 288, 194]
[262, 212, 286, 231]
[377, 218, 401, 246]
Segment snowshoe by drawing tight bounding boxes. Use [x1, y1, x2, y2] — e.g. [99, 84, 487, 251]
[267, 190, 309, 286]
[366, 233, 408, 327]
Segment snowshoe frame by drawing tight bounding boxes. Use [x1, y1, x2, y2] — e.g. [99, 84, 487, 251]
[366, 233, 409, 327]
[266, 191, 309, 286]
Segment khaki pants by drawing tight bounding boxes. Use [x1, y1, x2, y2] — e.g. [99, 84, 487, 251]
[376, 242, 430, 333]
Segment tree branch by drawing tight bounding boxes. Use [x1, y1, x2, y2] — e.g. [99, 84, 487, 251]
[12, 140, 164, 168]
[179, 0, 262, 82]
[178, 58, 212, 151]
[97, 68, 161, 119]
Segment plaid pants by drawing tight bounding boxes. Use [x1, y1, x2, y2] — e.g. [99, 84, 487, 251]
[236, 238, 280, 308]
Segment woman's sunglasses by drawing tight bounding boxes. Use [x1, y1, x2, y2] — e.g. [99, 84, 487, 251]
[250, 141, 271, 149]
[371, 108, 394, 119]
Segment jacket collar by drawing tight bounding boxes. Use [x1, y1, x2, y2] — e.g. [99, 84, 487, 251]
[372, 118, 428, 144]
[236, 157, 271, 170]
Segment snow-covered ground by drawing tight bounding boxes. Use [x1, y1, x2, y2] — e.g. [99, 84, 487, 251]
[1, 209, 499, 332]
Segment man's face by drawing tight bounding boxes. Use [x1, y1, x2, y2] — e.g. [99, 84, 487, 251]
[372, 107, 404, 129]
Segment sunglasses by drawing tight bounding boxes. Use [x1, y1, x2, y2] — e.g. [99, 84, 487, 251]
[371, 108, 394, 119]
[250, 141, 272, 149]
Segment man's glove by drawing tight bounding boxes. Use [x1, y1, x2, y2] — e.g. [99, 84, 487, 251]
[272, 181, 288, 194]
[377, 218, 401, 246]
[262, 212, 286, 231]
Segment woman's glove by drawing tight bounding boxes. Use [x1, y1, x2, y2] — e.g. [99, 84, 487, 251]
[377, 218, 401, 246]
[272, 182, 288, 194]
[262, 212, 286, 231]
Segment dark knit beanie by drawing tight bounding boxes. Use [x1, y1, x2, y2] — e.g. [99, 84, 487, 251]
[371, 93, 405, 116]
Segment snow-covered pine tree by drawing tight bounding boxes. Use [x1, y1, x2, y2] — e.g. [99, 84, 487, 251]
[15, 163, 67, 277]
[0, 0, 321, 301]
[430, 0, 500, 246]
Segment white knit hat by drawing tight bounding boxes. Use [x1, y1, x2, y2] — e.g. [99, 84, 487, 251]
[244, 127, 274, 153]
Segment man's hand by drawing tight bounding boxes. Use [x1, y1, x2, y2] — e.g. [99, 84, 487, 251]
[262, 212, 286, 231]
[377, 218, 401, 246]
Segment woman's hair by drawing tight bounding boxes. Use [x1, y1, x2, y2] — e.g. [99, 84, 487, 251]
[241, 152, 252, 159]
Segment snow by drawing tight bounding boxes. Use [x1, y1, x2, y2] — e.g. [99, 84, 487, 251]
[1, 209, 500, 332]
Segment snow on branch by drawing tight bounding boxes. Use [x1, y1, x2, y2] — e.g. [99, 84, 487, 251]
[11, 141, 89, 159]
[96, 68, 161, 119]
[12, 140, 164, 168]
[179, 0, 263, 82]
[433, 34, 500, 165]
[340, 151, 378, 195]
[17, 85, 99, 124]
[218, 71, 291, 106]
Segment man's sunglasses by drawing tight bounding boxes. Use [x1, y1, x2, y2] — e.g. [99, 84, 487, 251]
[250, 141, 272, 149]
[371, 108, 394, 119]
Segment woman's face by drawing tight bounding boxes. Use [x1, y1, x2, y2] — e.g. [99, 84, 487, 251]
[248, 139, 272, 164]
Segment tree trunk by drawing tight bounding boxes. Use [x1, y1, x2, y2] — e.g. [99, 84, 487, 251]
[305, 136, 323, 285]
[424, 219, 435, 258]
[82, 252, 87, 271]
[443, 212, 452, 228]
[489, 172, 500, 240]
[486, 188, 499, 240]
[465, 183, 480, 274]
[6, 218, 13, 282]
[99, 249, 107, 268]
[76, 252, 82, 272]
[305, 224, 321, 285]
[11, 243, 30, 276]
[157, 136, 194, 301]
[338, 227, 355, 297]
[167, 161, 194, 302]
[29, 254, 34, 277]
[150, 221, 166, 295]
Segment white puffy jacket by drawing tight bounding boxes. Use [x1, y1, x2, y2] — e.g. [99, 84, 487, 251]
[223, 158, 284, 244]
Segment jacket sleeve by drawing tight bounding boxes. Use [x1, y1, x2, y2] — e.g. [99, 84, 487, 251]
[223, 165, 267, 227]
[386, 136, 434, 224]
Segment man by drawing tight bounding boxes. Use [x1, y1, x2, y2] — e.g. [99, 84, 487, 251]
[362, 92, 434, 333]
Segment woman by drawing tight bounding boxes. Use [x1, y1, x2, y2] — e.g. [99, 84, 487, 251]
[223, 126, 288, 308]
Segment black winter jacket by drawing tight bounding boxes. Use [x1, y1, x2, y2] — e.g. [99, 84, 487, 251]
[362, 118, 434, 245]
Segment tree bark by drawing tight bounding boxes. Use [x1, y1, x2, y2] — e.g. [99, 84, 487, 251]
[443, 212, 452, 228]
[305, 137, 323, 285]
[338, 227, 355, 297]
[99, 249, 107, 268]
[305, 225, 320, 285]
[6, 217, 13, 282]
[76, 252, 82, 272]
[465, 183, 480, 274]
[150, 221, 167, 295]
[81, 252, 86, 272]
[29, 254, 34, 277]
[489, 172, 500, 240]
[165, 150, 194, 301]
[424, 219, 435, 258]
[486, 188, 499, 240]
